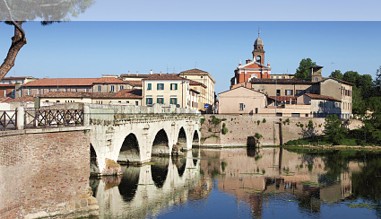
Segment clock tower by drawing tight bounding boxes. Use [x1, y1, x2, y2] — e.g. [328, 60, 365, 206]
[252, 32, 265, 65]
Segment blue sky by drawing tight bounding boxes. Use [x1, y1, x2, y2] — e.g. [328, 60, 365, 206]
[0, 21, 380, 93]
[73, 0, 381, 21]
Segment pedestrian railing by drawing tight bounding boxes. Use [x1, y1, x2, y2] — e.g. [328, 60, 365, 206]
[0, 110, 16, 130]
[0, 107, 84, 131]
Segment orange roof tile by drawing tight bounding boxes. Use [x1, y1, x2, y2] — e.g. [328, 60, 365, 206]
[24, 78, 97, 87]
[179, 68, 208, 74]
[93, 77, 127, 84]
[305, 93, 341, 102]
[40, 89, 143, 99]
[144, 74, 188, 81]
[189, 79, 207, 88]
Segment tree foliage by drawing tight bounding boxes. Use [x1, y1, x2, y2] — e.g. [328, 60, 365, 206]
[0, 0, 94, 80]
[295, 58, 316, 80]
[324, 114, 347, 145]
[329, 70, 343, 80]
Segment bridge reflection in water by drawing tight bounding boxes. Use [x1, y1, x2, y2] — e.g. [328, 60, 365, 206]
[90, 150, 202, 218]
[91, 147, 381, 218]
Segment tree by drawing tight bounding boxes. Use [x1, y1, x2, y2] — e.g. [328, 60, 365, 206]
[323, 114, 347, 145]
[343, 71, 360, 84]
[0, 0, 94, 80]
[375, 66, 381, 95]
[295, 58, 316, 80]
[329, 70, 343, 80]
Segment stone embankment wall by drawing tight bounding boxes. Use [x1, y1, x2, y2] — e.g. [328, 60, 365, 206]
[200, 115, 328, 146]
[0, 128, 99, 218]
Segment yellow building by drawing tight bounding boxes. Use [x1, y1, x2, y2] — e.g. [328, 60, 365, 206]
[142, 74, 199, 110]
[179, 68, 215, 111]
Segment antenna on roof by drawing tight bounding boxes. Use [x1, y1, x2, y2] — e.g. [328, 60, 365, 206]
[258, 27, 261, 37]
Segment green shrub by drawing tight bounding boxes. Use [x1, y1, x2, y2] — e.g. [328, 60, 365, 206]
[221, 123, 228, 135]
[200, 118, 205, 125]
[211, 116, 222, 125]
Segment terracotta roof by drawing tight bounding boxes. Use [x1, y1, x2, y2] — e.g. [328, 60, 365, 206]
[268, 96, 297, 102]
[5, 96, 35, 102]
[2, 76, 36, 80]
[190, 88, 200, 94]
[0, 84, 16, 88]
[24, 78, 97, 87]
[40, 89, 143, 99]
[179, 68, 208, 74]
[124, 80, 142, 87]
[320, 78, 353, 86]
[251, 78, 314, 85]
[144, 74, 188, 81]
[189, 80, 207, 88]
[305, 93, 341, 102]
[93, 77, 127, 84]
[120, 73, 150, 78]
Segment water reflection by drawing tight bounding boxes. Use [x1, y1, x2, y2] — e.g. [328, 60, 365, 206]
[92, 150, 202, 218]
[92, 148, 381, 218]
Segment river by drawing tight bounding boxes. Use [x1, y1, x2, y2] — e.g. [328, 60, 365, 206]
[90, 147, 381, 219]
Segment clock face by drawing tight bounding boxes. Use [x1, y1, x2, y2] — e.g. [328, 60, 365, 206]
[256, 56, 261, 61]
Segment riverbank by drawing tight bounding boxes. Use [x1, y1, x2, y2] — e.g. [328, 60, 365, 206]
[283, 144, 381, 152]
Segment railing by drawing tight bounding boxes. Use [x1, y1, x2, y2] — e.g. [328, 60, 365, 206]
[0, 110, 16, 130]
[0, 107, 84, 131]
[34, 109, 84, 127]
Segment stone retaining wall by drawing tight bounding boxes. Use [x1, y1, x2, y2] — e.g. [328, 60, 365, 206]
[0, 128, 99, 218]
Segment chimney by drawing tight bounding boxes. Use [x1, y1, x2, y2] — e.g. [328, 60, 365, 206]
[246, 59, 251, 64]
[150, 69, 153, 74]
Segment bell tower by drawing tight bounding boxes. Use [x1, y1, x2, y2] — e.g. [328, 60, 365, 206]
[252, 31, 265, 65]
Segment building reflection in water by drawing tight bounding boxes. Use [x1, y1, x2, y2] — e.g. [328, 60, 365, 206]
[200, 148, 361, 218]
[90, 147, 377, 218]
[90, 149, 210, 218]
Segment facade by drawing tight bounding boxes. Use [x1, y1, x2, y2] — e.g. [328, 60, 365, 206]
[178, 68, 215, 110]
[189, 80, 207, 111]
[0, 76, 37, 85]
[0, 84, 16, 98]
[315, 78, 353, 119]
[39, 89, 142, 105]
[297, 93, 341, 118]
[142, 74, 196, 109]
[21, 76, 138, 97]
[270, 74, 295, 80]
[231, 34, 271, 87]
[218, 86, 267, 114]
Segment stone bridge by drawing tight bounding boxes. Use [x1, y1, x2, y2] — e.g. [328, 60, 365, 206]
[91, 150, 202, 218]
[87, 104, 201, 175]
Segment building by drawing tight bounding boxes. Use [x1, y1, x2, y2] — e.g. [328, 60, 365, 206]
[142, 74, 199, 110]
[178, 68, 215, 111]
[218, 86, 267, 114]
[0, 76, 37, 85]
[270, 74, 295, 80]
[189, 80, 207, 111]
[21, 76, 139, 97]
[39, 89, 142, 105]
[297, 93, 341, 118]
[231, 34, 272, 88]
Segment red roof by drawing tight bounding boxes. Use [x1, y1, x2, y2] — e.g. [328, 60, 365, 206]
[24, 78, 97, 87]
[0, 84, 16, 88]
[179, 68, 208, 75]
[268, 96, 297, 102]
[40, 89, 142, 99]
[6, 96, 35, 102]
[93, 77, 127, 84]
[124, 80, 142, 87]
[305, 93, 341, 102]
[189, 80, 207, 88]
[144, 74, 188, 81]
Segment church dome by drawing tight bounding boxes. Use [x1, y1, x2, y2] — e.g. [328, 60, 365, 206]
[254, 36, 263, 46]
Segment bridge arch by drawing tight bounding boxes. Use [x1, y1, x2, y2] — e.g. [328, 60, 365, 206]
[118, 133, 140, 164]
[173, 127, 187, 155]
[90, 144, 99, 174]
[151, 157, 169, 188]
[152, 129, 170, 156]
[192, 130, 200, 147]
[118, 166, 140, 202]
[172, 156, 186, 177]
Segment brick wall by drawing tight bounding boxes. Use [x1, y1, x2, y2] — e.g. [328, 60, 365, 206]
[0, 130, 99, 218]
[200, 115, 326, 146]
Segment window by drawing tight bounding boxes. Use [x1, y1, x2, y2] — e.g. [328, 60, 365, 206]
[157, 83, 164, 90]
[239, 103, 245, 111]
[276, 89, 281, 96]
[110, 85, 115, 92]
[170, 97, 177, 105]
[285, 89, 293, 96]
[291, 113, 300, 117]
[170, 83, 178, 90]
[276, 112, 282, 117]
[56, 100, 60, 103]
[255, 108, 258, 114]
[126, 101, 130, 103]
[120, 85, 124, 90]
[157, 97, 164, 104]
[146, 97, 153, 105]
[135, 101, 139, 106]
[147, 83, 152, 90]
